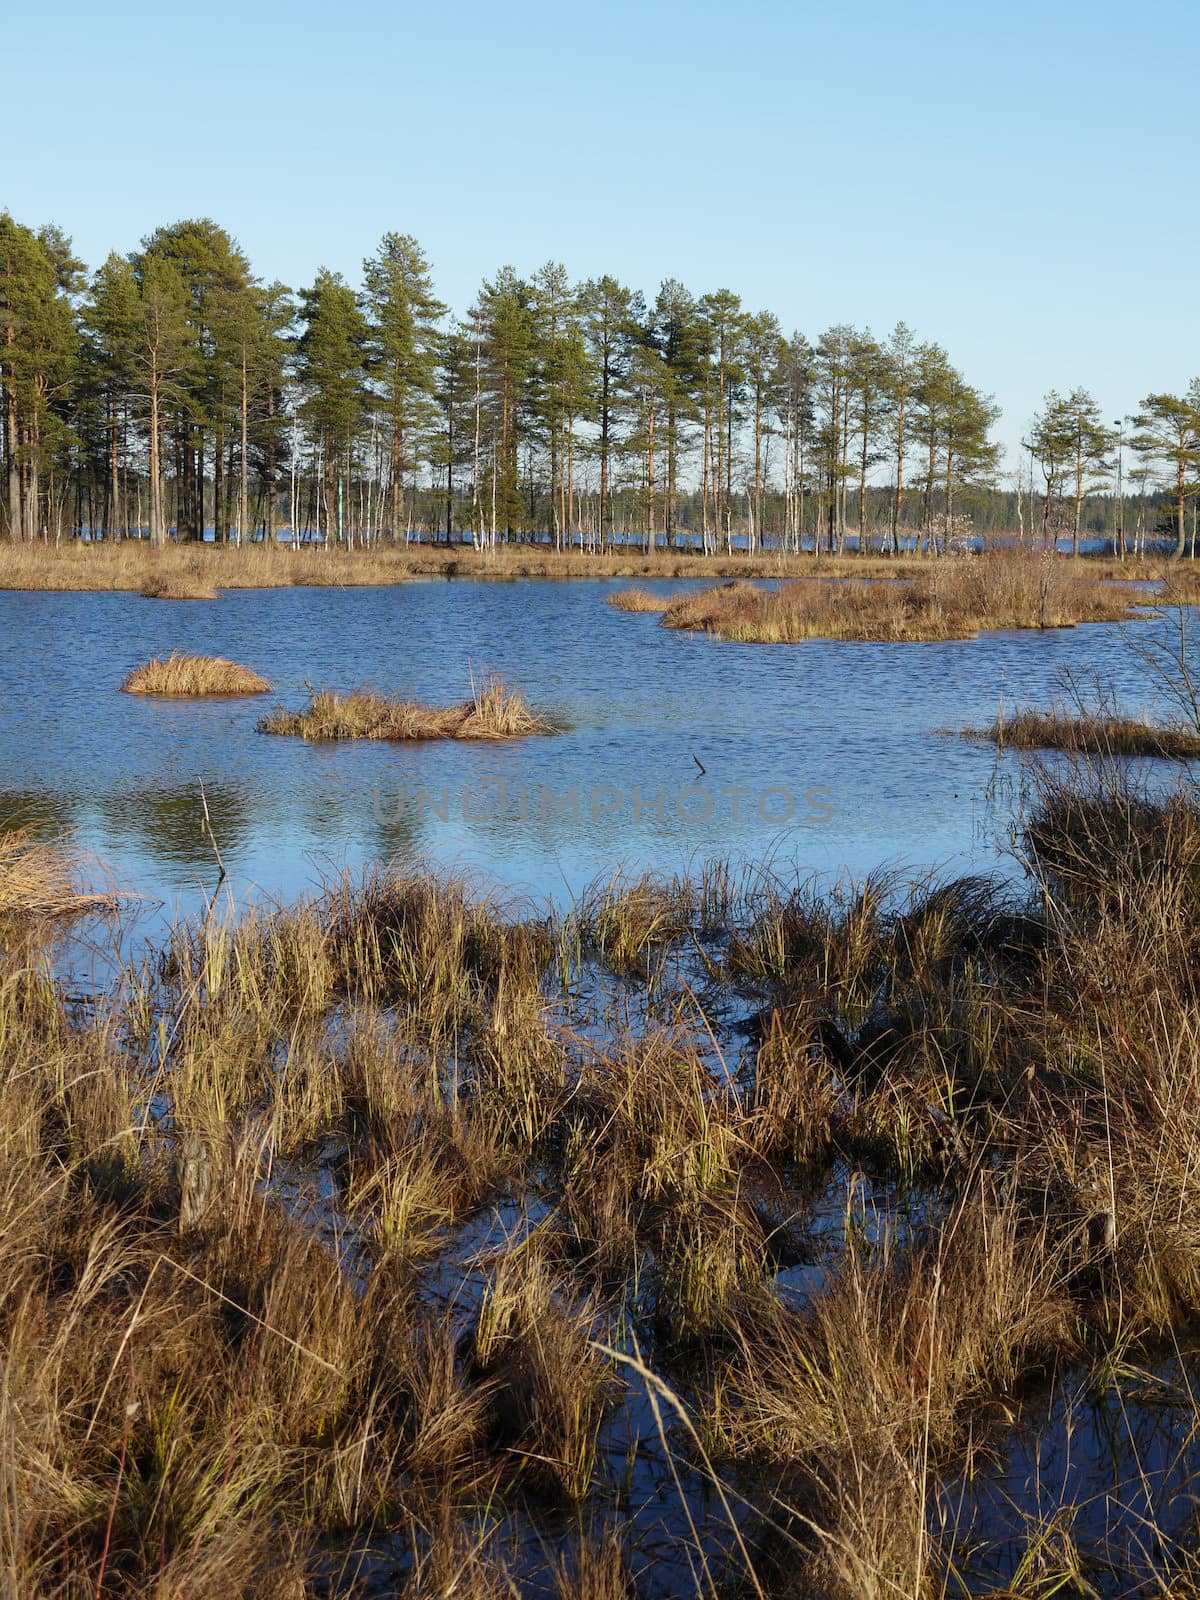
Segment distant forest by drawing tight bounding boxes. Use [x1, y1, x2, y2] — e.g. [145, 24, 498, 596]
[3, 213, 1198, 554]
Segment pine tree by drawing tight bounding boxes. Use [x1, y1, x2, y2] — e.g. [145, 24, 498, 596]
[247, 282, 293, 541]
[911, 343, 954, 546]
[1060, 390, 1114, 555]
[1131, 385, 1200, 558]
[140, 220, 253, 541]
[848, 330, 888, 550]
[742, 311, 785, 552]
[653, 279, 702, 548]
[773, 334, 812, 553]
[295, 270, 367, 543]
[430, 324, 474, 545]
[624, 324, 671, 552]
[473, 268, 534, 541]
[883, 322, 918, 554]
[0, 215, 80, 540]
[224, 280, 294, 543]
[581, 276, 639, 549]
[529, 262, 577, 547]
[1026, 389, 1112, 554]
[129, 252, 195, 546]
[942, 373, 999, 543]
[80, 253, 141, 538]
[697, 290, 746, 552]
[362, 234, 444, 542]
[1025, 392, 1073, 548]
[812, 326, 856, 553]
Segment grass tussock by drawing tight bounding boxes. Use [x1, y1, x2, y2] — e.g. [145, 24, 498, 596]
[606, 586, 670, 613]
[139, 572, 219, 600]
[634, 552, 1148, 643]
[121, 651, 272, 696]
[469, 1251, 620, 1500]
[968, 703, 1200, 757]
[0, 827, 116, 924]
[258, 671, 556, 742]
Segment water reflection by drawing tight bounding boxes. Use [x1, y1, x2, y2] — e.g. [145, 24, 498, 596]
[94, 781, 256, 870]
[944, 1349, 1200, 1594]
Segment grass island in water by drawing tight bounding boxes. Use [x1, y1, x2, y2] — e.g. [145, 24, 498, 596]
[964, 703, 1200, 758]
[121, 653, 273, 696]
[610, 551, 1150, 642]
[258, 672, 557, 742]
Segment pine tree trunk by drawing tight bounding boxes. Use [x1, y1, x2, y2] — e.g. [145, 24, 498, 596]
[1176, 458, 1187, 558]
[109, 401, 121, 539]
[891, 396, 905, 556]
[149, 359, 165, 548]
[666, 403, 676, 548]
[859, 426, 869, 550]
[646, 395, 655, 555]
[599, 357, 610, 550]
[26, 411, 40, 540]
[945, 438, 955, 546]
[5, 328, 21, 540]
[213, 426, 224, 544]
[266, 389, 277, 542]
[239, 351, 250, 543]
[391, 415, 402, 542]
[1073, 446, 1082, 557]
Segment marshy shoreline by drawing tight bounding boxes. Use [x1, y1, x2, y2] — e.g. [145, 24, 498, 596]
[5, 759, 1200, 1596]
[0, 540, 933, 594]
[0, 538, 1192, 599]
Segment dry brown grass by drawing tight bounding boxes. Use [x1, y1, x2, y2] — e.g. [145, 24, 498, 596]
[9, 766, 1200, 1593]
[0, 827, 116, 924]
[469, 1250, 620, 1500]
[967, 704, 1200, 758]
[5, 537, 1199, 599]
[121, 652, 272, 696]
[259, 671, 556, 742]
[139, 572, 219, 600]
[628, 552, 1152, 643]
[708, 1183, 1075, 1597]
[0, 537, 979, 592]
[606, 586, 670, 613]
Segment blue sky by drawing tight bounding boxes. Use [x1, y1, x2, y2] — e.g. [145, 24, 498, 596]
[6, 0, 1196, 468]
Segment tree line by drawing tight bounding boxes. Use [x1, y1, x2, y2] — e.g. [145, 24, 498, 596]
[2, 211, 1196, 553]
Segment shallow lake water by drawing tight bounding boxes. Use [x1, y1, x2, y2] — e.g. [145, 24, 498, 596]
[0, 579, 1181, 937]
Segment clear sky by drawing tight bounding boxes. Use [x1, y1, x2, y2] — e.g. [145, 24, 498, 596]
[5, 0, 1196, 468]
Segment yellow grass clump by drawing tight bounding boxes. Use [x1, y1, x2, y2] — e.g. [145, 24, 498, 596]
[628, 554, 1149, 643]
[139, 572, 219, 600]
[967, 705, 1200, 758]
[258, 671, 557, 742]
[121, 652, 272, 696]
[606, 586, 670, 613]
[0, 827, 116, 922]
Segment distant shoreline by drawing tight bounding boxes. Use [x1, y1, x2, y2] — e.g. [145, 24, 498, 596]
[0, 538, 1185, 594]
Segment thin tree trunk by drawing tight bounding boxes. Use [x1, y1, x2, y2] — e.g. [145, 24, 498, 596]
[149, 358, 165, 547]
